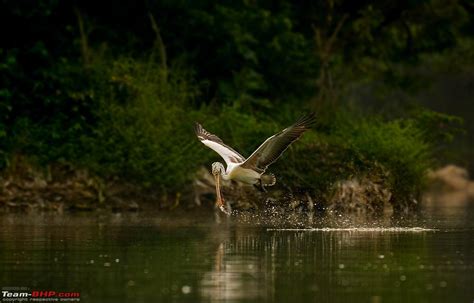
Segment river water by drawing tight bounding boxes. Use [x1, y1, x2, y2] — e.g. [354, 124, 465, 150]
[0, 203, 472, 303]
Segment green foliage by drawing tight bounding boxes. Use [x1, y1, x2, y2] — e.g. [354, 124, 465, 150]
[77, 57, 200, 191]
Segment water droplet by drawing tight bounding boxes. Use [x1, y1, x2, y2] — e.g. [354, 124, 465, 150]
[378, 255, 385, 259]
[115, 258, 120, 263]
[439, 281, 447, 288]
[181, 285, 191, 294]
[400, 275, 406, 281]
[90, 260, 94, 264]
[104, 262, 111, 267]
[338, 264, 345, 269]
[127, 280, 135, 287]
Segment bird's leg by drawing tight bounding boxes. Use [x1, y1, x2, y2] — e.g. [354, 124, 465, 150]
[259, 179, 268, 193]
[214, 173, 230, 215]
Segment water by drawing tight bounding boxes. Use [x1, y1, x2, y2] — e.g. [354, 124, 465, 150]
[0, 204, 472, 303]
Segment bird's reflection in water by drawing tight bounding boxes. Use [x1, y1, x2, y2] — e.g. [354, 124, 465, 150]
[199, 230, 272, 302]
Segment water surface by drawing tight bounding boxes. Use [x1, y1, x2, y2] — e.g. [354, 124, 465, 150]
[0, 204, 472, 303]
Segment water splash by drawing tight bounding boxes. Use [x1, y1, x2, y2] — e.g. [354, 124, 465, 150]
[266, 227, 436, 232]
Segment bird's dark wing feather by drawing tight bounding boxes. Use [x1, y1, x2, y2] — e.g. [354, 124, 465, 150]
[240, 113, 316, 173]
[194, 122, 245, 165]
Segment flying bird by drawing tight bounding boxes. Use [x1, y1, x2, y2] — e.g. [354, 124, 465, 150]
[195, 113, 316, 215]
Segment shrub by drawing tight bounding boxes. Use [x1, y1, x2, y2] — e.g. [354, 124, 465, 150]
[274, 111, 433, 208]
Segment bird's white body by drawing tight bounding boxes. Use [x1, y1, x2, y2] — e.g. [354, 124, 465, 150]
[226, 164, 261, 184]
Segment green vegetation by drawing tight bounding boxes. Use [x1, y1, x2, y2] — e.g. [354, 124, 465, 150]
[0, 0, 471, 211]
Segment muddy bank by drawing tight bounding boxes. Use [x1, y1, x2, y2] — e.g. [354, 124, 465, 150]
[1, 160, 471, 214]
[0, 160, 141, 212]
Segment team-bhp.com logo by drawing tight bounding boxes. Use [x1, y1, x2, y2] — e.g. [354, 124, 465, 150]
[1, 289, 80, 302]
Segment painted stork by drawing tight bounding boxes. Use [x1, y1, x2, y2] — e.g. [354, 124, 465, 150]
[195, 113, 316, 215]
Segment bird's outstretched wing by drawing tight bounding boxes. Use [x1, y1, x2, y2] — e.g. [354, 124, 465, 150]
[240, 113, 316, 173]
[194, 122, 245, 166]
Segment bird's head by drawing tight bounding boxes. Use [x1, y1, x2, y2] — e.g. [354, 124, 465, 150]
[211, 162, 225, 176]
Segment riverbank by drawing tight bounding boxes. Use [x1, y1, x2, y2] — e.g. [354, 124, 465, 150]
[2, 158, 472, 215]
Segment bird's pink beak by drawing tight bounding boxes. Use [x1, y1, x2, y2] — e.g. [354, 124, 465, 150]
[214, 173, 230, 215]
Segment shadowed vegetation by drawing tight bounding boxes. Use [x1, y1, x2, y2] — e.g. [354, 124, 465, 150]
[0, 0, 471, 211]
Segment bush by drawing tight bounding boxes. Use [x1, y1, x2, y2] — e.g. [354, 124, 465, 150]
[74, 56, 282, 193]
[75, 57, 198, 191]
[274, 111, 433, 207]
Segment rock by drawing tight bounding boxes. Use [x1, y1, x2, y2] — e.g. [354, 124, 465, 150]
[424, 164, 474, 209]
[428, 165, 471, 191]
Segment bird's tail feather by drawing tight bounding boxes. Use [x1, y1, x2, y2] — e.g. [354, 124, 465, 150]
[261, 173, 276, 187]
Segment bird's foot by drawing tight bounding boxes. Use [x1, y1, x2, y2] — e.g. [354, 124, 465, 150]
[219, 204, 231, 216]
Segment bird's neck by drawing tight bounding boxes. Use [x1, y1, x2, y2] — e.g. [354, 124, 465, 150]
[214, 162, 229, 180]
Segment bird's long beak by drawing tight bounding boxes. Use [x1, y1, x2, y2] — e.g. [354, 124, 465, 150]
[214, 173, 230, 215]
